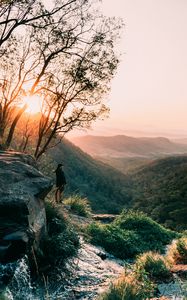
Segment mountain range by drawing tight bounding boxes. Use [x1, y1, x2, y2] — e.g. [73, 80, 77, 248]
[70, 135, 187, 173]
[71, 135, 187, 157]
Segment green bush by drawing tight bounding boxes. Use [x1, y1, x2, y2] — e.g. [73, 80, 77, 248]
[42, 227, 79, 264]
[64, 195, 91, 217]
[33, 202, 79, 273]
[135, 252, 172, 282]
[45, 201, 67, 234]
[114, 210, 177, 253]
[87, 222, 140, 259]
[87, 210, 177, 260]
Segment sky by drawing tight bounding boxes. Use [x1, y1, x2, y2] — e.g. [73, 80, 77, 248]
[70, 0, 187, 138]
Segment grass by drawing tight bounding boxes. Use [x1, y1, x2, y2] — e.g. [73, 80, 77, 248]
[99, 273, 155, 300]
[30, 201, 80, 275]
[167, 237, 187, 265]
[87, 222, 140, 259]
[99, 250, 176, 300]
[135, 252, 172, 282]
[64, 194, 91, 217]
[87, 210, 177, 260]
[114, 210, 177, 253]
[99, 236, 187, 300]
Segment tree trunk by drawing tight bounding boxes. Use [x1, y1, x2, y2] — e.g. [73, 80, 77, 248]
[5, 104, 27, 149]
[0, 104, 9, 141]
[35, 128, 57, 160]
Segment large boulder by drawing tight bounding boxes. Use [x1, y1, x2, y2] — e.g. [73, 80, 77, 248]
[0, 151, 53, 264]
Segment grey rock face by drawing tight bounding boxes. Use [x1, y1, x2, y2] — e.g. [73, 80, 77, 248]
[0, 151, 53, 264]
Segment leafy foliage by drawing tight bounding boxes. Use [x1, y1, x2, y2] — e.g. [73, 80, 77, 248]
[87, 210, 176, 259]
[0, 0, 122, 158]
[64, 195, 91, 217]
[114, 210, 176, 252]
[87, 222, 140, 259]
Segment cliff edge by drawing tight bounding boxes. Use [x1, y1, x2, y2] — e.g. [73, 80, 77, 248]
[0, 151, 53, 264]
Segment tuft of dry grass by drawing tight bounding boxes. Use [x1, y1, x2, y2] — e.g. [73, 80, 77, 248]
[99, 271, 155, 300]
[135, 252, 172, 283]
[64, 195, 91, 217]
[166, 237, 187, 265]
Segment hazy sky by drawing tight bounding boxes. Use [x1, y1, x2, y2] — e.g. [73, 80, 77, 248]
[79, 0, 187, 138]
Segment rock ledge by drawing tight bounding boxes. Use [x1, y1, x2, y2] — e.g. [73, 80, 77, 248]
[0, 151, 53, 264]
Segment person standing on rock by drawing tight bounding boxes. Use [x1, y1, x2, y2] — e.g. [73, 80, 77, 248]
[55, 163, 66, 203]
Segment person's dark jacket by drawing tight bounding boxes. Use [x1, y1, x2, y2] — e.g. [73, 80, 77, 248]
[55, 166, 66, 187]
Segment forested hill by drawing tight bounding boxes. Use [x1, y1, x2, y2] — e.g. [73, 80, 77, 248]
[70, 135, 187, 158]
[131, 155, 187, 230]
[48, 139, 132, 213]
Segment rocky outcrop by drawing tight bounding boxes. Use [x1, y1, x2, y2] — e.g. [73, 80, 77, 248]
[0, 151, 53, 264]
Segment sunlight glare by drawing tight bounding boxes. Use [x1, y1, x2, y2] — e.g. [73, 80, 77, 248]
[22, 95, 42, 114]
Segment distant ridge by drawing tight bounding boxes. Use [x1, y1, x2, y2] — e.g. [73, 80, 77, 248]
[173, 138, 187, 144]
[70, 135, 187, 158]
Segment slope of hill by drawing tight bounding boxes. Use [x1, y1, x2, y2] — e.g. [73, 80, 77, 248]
[131, 155, 187, 230]
[173, 138, 187, 145]
[70, 135, 187, 158]
[95, 156, 153, 174]
[47, 139, 132, 213]
[41, 139, 187, 230]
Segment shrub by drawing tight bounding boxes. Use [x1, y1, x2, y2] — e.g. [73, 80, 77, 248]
[135, 252, 172, 282]
[99, 274, 154, 300]
[114, 210, 177, 253]
[45, 201, 67, 234]
[167, 237, 187, 264]
[32, 201, 80, 274]
[64, 195, 91, 217]
[99, 281, 142, 300]
[42, 227, 79, 264]
[87, 222, 140, 259]
[87, 210, 177, 260]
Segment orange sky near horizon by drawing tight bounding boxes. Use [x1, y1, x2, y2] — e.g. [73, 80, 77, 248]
[70, 0, 187, 138]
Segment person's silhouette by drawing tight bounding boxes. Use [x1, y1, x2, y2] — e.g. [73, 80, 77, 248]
[55, 163, 66, 203]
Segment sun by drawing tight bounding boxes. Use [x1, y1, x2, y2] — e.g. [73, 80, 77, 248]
[22, 95, 42, 114]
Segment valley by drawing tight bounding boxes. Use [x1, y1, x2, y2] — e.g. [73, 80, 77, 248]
[41, 136, 187, 231]
[70, 135, 187, 174]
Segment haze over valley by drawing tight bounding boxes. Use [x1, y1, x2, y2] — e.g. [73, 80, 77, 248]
[70, 134, 187, 174]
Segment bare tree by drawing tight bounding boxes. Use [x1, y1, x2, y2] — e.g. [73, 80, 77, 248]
[0, 0, 122, 158]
